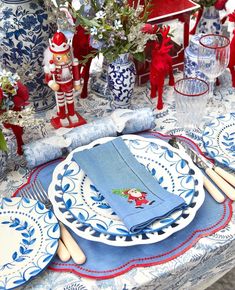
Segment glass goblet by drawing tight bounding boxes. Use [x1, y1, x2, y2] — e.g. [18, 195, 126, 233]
[174, 77, 209, 129]
[198, 34, 230, 107]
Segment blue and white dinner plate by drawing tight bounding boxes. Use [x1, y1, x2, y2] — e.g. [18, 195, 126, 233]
[49, 135, 205, 246]
[0, 197, 60, 290]
[203, 113, 235, 170]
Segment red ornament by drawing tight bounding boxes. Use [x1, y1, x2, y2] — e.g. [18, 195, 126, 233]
[0, 88, 3, 103]
[3, 81, 30, 155]
[149, 26, 174, 110]
[141, 23, 158, 34]
[13, 81, 29, 109]
[3, 122, 24, 155]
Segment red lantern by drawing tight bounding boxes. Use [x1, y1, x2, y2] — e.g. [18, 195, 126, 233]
[134, 0, 200, 85]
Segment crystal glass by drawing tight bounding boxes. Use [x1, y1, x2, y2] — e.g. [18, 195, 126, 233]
[174, 78, 209, 129]
[198, 34, 230, 106]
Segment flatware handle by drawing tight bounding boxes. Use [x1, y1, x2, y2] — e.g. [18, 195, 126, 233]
[203, 175, 225, 203]
[60, 222, 86, 264]
[57, 239, 71, 262]
[205, 168, 235, 200]
[214, 166, 235, 187]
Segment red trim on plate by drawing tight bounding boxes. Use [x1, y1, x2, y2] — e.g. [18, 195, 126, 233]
[12, 159, 63, 197]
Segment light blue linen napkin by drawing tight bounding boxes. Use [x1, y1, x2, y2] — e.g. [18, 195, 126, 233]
[73, 137, 186, 233]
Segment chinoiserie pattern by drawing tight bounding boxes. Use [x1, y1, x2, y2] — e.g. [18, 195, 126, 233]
[0, 69, 235, 290]
[108, 53, 136, 109]
[197, 6, 221, 35]
[0, 0, 56, 112]
[184, 34, 208, 81]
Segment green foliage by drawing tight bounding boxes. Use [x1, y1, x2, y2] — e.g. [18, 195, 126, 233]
[194, 0, 217, 7]
[72, 0, 160, 63]
[133, 52, 146, 63]
[0, 130, 8, 152]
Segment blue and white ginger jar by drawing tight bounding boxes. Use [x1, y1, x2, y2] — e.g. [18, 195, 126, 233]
[197, 6, 221, 35]
[108, 53, 136, 109]
[0, 0, 56, 112]
[184, 34, 208, 81]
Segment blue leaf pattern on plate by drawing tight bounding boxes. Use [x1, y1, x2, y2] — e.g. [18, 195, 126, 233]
[49, 136, 204, 244]
[0, 197, 60, 289]
[203, 113, 235, 169]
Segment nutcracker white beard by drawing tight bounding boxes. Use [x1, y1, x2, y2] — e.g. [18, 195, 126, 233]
[61, 67, 72, 81]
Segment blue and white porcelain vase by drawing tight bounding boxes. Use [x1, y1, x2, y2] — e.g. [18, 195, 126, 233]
[90, 57, 111, 99]
[197, 6, 221, 35]
[108, 53, 136, 109]
[0, 0, 56, 112]
[184, 34, 208, 81]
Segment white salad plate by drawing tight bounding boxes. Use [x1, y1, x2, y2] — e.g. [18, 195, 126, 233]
[0, 197, 60, 290]
[203, 113, 235, 170]
[49, 135, 205, 246]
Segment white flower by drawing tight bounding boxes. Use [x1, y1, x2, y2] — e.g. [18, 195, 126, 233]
[90, 27, 98, 35]
[95, 10, 106, 19]
[135, 5, 144, 17]
[98, 34, 103, 39]
[71, 0, 81, 11]
[114, 19, 122, 29]
[0, 69, 19, 81]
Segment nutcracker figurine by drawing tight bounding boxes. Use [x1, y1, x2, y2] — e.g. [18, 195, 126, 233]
[44, 31, 86, 129]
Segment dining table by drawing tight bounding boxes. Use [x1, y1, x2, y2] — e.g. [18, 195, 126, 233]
[1, 64, 235, 290]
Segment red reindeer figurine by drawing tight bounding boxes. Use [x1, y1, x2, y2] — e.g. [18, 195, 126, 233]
[72, 25, 94, 99]
[228, 12, 235, 87]
[60, 7, 94, 100]
[150, 26, 174, 110]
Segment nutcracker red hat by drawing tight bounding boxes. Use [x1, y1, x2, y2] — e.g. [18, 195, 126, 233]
[49, 31, 70, 54]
